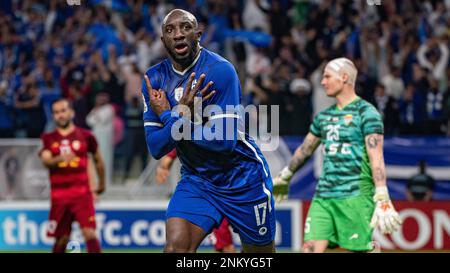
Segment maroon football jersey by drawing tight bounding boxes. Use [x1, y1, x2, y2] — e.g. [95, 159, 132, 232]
[40, 127, 98, 200]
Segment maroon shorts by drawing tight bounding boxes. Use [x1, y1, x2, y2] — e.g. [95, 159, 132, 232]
[213, 219, 233, 251]
[47, 194, 96, 237]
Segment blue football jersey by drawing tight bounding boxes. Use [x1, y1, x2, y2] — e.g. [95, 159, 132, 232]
[142, 48, 271, 191]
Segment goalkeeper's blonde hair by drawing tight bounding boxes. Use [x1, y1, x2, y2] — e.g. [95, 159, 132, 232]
[325, 58, 358, 86]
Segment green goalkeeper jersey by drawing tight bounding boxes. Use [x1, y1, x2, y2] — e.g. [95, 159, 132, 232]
[310, 97, 384, 199]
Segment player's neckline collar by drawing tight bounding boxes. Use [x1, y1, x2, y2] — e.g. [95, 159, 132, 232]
[171, 47, 203, 76]
[56, 126, 76, 137]
[336, 96, 360, 110]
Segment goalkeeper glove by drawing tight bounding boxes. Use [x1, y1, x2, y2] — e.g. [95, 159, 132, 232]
[370, 186, 403, 234]
[273, 166, 294, 203]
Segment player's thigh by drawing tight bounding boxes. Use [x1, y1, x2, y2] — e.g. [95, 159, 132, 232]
[214, 179, 276, 251]
[304, 198, 335, 243]
[165, 217, 209, 253]
[48, 201, 73, 238]
[331, 195, 375, 251]
[166, 180, 222, 251]
[70, 195, 97, 232]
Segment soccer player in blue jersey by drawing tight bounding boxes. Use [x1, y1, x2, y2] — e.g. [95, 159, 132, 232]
[142, 9, 275, 253]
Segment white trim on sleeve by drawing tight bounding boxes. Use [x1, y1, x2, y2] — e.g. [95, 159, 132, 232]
[144, 122, 163, 127]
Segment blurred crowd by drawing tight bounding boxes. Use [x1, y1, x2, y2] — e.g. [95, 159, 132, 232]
[0, 0, 449, 181]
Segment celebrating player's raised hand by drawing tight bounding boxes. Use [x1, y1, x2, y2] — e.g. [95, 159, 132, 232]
[144, 75, 170, 116]
[273, 167, 294, 203]
[177, 72, 215, 117]
[370, 186, 403, 234]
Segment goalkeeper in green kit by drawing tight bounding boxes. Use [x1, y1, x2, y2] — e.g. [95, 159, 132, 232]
[273, 58, 402, 253]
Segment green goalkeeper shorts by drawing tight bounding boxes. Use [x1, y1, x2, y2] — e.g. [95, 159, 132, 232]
[303, 195, 375, 251]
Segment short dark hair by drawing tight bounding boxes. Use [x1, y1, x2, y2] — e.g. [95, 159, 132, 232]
[51, 98, 73, 111]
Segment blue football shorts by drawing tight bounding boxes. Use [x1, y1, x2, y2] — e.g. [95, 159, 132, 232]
[166, 175, 276, 246]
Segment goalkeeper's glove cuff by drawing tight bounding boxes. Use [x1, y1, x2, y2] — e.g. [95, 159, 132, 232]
[280, 166, 294, 181]
[373, 186, 390, 202]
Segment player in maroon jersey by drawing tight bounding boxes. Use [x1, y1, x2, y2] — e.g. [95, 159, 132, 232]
[40, 98, 105, 253]
[156, 149, 236, 253]
[211, 218, 236, 253]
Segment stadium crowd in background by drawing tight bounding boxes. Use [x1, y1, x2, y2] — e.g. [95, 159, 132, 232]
[0, 0, 449, 181]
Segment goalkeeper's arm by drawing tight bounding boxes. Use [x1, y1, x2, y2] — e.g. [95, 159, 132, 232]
[365, 133, 402, 234]
[273, 133, 321, 202]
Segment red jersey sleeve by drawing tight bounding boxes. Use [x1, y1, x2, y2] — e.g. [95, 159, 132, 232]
[166, 148, 177, 159]
[39, 133, 51, 156]
[84, 130, 98, 154]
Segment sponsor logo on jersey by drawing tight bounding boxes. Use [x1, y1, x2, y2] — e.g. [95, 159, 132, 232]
[60, 139, 72, 154]
[72, 140, 81, 151]
[174, 87, 184, 102]
[344, 114, 353, 125]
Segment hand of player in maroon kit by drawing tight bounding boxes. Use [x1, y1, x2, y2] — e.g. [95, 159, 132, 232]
[61, 152, 76, 164]
[156, 165, 170, 184]
[95, 184, 105, 195]
[91, 185, 105, 204]
[144, 75, 170, 116]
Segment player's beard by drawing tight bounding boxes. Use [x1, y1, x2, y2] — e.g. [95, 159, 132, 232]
[165, 39, 199, 69]
[56, 119, 71, 129]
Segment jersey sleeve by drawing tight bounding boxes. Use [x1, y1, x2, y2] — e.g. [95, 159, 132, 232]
[85, 130, 99, 154]
[39, 134, 51, 156]
[361, 104, 384, 136]
[309, 114, 322, 137]
[204, 61, 241, 116]
[166, 148, 177, 159]
[142, 66, 163, 127]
